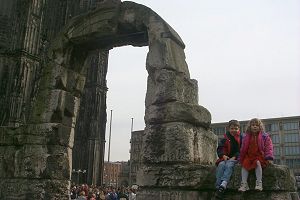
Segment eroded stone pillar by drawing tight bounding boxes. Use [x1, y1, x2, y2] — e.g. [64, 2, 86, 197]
[137, 16, 218, 198]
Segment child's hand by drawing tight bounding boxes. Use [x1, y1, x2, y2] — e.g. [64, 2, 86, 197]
[267, 160, 273, 164]
[222, 155, 229, 160]
[229, 156, 236, 160]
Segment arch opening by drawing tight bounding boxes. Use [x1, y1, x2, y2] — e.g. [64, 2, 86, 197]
[0, 1, 217, 198]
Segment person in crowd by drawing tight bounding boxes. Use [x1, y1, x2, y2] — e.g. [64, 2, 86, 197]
[238, 118, 274, 192]
[70, 185, 78, 199]
[76, 191, 87, 200]
[89, 193, 97, 200]
[128, 188, 136, 200]
[99, 189, 106, 200]
[215, 119, 242, 199]
[106, 187, 118, 200]
[117, 186, 129, 200]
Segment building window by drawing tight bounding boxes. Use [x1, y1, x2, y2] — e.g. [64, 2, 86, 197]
[282, 122, 298, 131]
[274, 146, 280, 156]
[284, 133, 299, 143]
[265, 123, 279, 132]
[284, 146, 300, 155]
[270, 134, 280, 144]
[274, 159, 281, 165]
[213, 127, 226, 136]
[285, 159, 300, 168]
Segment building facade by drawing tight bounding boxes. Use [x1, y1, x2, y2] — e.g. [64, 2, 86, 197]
[118, 162, 130, 187]
[129, 130, 144, 186]
[211, 116, 300, 175]
[103, 162, 122, 187]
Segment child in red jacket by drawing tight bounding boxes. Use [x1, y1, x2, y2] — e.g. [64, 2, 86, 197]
[238, 118, 274, 192]
[215, 120, 242, 199]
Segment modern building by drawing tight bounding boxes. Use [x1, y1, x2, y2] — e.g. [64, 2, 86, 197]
[118, 161, 130, 187]
[129, 130, 144, 186]
[103, 162, 122, 187]
[102, 161, 130, 187]
[211, 116, 300, 176]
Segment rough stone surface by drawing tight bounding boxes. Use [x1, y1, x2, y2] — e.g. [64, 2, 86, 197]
[137, 164, 298, 200]
[146, 38, 190, 77]
[0, 0, 298, 199]
[0, 179, 70, 200]
[142, 123, 217, 165]
[0, 125, 72, 180]
[145, 69, 198, 107]
[145, 102, 211, 128]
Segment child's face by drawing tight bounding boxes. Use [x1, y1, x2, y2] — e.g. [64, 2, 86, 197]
[229, 125, 239, 135]
[250, 122, 260, 134]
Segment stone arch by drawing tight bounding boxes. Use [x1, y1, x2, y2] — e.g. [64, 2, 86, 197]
[1, 1, 216, 199]
[1, 1, 298, 199]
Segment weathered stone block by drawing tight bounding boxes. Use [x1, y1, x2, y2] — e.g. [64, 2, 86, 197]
[39, 62, 86, 96]
[0, 145, 49, 179]
[137, 164, 215, 188]
[147, 16, 185, 49]
[145, 101, 211, 128]
[28, 123, 74, 147]
[0, 144, 71, 180]
[0, 125, 73, 180]
[0, 179, 70, 200]
[0, 127, 18, 145]
[32, 89, 80, 127]
[65, 3, 120, 45]
[137, 189, 214, 200]
[228, 164, 297, 191]
[137, 189, 298, 200]
[0, 124, 74, 148]
[42, 145, 72, 180]
[0, 146, 16, 178]
[13, 144, 48, 178]
[146, 38, 190, 77]
[137, 164, 299, 200]
[142, 122, 217, 164]
[145, 69, 198, 106]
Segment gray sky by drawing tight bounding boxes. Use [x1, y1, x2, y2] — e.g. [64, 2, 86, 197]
[105, 0, 300, 161]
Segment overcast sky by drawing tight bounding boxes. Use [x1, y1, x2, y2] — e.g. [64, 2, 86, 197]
[104, 0, 300, 162]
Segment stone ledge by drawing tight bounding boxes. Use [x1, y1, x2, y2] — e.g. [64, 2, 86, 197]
[137, 189, 299, 200]
[137, 164, 297, 192]
[228, 164, 297, 191]
[0, 123, 74, 147]
[0, 178, 70, 200]
[145, 102, 211, 128]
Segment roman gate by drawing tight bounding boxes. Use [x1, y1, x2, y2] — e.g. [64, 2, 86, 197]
[0, 1, 298, 199]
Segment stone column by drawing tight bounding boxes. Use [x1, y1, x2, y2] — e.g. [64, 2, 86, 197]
[72, 49, 108, 186]
[136, 16, 218, 199]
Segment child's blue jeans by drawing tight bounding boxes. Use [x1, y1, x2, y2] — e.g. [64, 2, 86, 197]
[215, 160, 238, 188]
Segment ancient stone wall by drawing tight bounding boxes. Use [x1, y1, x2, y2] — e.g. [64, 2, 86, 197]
[0, 1, 298, 199]
[0, 0, 111, 189]
[0, 0, 79, 126]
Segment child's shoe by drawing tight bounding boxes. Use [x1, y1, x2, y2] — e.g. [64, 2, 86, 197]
[238, 182, 249, 192]
[215, 185, 225, 199]
[255, 180, 263, 191]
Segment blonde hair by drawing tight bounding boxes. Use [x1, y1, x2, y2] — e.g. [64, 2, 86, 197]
[246, 118, 265, 133]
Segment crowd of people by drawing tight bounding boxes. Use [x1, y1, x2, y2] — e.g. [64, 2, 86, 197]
[70, 184, 137, 200]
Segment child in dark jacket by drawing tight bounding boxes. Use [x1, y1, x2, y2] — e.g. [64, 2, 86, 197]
[215, 120, 242, 199]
